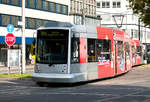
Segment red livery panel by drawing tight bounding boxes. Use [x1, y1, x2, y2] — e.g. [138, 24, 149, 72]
[80, 37, 87, 63]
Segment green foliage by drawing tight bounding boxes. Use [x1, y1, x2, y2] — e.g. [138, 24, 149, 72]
[147, 52, 150, 63]
[148, 57, 150, 63]
[128, 0, 150, 27]
[0, 73, 31, 78]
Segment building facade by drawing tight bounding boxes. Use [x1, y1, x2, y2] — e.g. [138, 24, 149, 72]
[0, 0, 70, 66]
[96, 0, 150, 44]
[70, 0, 100, 25]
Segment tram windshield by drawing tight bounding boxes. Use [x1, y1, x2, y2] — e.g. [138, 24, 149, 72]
[36, 29, 69, 64]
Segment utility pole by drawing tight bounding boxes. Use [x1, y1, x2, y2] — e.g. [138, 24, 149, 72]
[22, 0, 26, 73]
[138, 18, 141, 41]
[82, 0, 86, 25]
[97, 16, 102, 26]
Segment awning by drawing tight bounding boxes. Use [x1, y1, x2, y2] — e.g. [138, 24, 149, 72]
[0, 36, 35, 44]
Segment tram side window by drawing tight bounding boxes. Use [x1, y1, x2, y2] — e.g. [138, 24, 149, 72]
[88, 39, 96, 62]
[96, 39, 111, 61]
[118, 41, 124, 59]
[125, 42, 130, 57]
[137, 46, 142, 56]
[71, 38, 80, 63]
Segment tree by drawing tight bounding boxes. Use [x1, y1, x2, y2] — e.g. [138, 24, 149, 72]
[128, 0, 150, 27]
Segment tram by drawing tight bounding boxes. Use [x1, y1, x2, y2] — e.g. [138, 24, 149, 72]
[131, 39, 145, 66]
[32, 22, 143, 83]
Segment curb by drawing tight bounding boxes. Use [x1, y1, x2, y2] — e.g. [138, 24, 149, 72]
[0, 76, 32, 81]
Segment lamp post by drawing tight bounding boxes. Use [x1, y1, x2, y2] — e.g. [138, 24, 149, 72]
[97, 15, 102, 26]
[112, 14, 124, 29]
[81, 0, 86, 25]
[138, 18, 141, 41]
[22, 0, 26, 73]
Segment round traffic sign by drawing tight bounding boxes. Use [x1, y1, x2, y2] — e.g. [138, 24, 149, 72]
[5, 33, 15, 46]
[7, 24, 14, 33]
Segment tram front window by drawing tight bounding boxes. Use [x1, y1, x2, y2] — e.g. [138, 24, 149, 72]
[36, 29, 69, 64]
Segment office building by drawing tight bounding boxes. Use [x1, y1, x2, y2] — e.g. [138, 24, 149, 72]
[0, 0, 70, 66]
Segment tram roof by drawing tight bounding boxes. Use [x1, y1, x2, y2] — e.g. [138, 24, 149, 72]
[72, 25, 97, 34]
[42, 21, 73, 28]
[38, 21, 96, 33]
[38, 21, 114, 34]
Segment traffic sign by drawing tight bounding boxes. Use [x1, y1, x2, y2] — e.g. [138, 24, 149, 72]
[7, 24, 14, 33]
[5, 33, 15, 46]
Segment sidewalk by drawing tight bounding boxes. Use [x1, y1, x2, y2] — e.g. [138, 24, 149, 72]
[0, 65, 34, 74]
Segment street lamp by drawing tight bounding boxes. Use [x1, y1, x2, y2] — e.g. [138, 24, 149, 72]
[81, 0, 86, 25]
[138, 18, 141, 41]
[112, 14, 124, 29]
[97, 15, 102, 26]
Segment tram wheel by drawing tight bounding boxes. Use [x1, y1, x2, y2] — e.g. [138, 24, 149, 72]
[36, 82, 48, 87]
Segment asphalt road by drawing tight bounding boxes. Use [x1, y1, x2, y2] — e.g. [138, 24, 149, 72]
[0, 65, 150, 102]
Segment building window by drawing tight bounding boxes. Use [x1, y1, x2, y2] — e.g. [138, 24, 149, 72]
[28, 18, 36, 29]
[0, 0, 21, 6]
[29, 0, 35, 9]
[76, 1, 79, 12]
[74, 1, 77, 12]
[36, 0, 42, 9]
[50, 2, 55, 12]
[62, 5, 68, 15]
[1, 0, 10, 4]
[43, 20, 49, 25]
[12, 16, 19, 27]
[113, 1, 121, 8]
[97, 2, 100, 8]
[74, 15, 82, 25]
[0, 14, 21, 27]
[0, 0, 68, 15]
[25, 17, 29, 28]
[87, 4, 90, 15]
[11, 0, 20, 6]
[0, 14, 57, 29]
[102, 1, 110, 8]
[2, 15, 11, 26]
[56, 4, 62, 13]
[36, 19, 43, 28]
[132, 29, 139, 39]
[42, 0, 49, 11]
[0, 15, 2, 26]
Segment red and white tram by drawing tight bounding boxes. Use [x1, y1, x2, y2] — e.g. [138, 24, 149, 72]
[131, 39, 144, 66]
[32, 22, 143, 83]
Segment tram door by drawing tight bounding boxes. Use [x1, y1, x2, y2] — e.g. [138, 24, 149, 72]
[124, 42, 130, 71]
[114, 41, 117, 75]
[131, 46, 136, 66]
[115, 41, 125, 75]
[124, 43, 127, 71]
